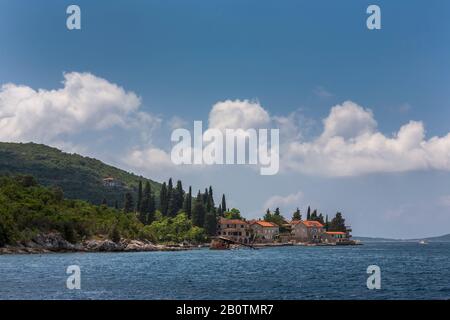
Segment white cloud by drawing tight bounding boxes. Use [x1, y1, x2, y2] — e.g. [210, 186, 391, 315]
[0, 72, 159, 145]
[208, 99, 270, 130]
[282, 101, 450, 176]
[263, 191, 304, 211]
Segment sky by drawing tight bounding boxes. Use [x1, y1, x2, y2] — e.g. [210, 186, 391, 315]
[1, 0, 450, 238]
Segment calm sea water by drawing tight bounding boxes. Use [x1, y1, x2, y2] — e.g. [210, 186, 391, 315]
[1, 242, 449, 300]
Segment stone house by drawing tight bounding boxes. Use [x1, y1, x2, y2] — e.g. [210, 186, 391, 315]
[217, 218, 251, 244]
[249, 220, 279, 243]
[290, 220, 325, 243]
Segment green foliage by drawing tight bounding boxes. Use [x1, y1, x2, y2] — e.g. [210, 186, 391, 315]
[329, 212, 346, 232]
[223, 208, 243, 220]
[264, 208, 287, 226]
[0, 176, 143, 246]
[0, 142, 161, 207]
[144, 212, 207, 243]
[192, 192, 206, 227]
[292, 208, 301, 221]
[110, 224, 121, 243]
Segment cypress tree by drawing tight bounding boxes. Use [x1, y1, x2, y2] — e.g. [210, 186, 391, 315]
[221, 194, 227, 213]
[204, 211, 217, 236]
[124, 193, 134, 213]
[137, 181, 143, 212]
[159, 182, 168, 216]
[192, 191, 206, 227]
[307, 206, 311, 220]
[139, 182, 150, 224]
[183, 186, 192, 219]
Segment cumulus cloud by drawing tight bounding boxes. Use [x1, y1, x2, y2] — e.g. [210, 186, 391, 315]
[0, 72, 159, 145]
[283, 101, 450, 176]
[263, 191, 304, 211]
[208, 99, 270, 130]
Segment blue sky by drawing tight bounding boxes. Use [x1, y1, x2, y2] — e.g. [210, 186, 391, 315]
[1, 0, 450, 238]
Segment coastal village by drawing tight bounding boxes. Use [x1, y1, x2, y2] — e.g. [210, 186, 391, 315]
[213, 217, 356, 249]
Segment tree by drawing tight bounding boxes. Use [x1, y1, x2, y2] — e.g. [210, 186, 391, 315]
[325, 214, 329, 231]
[264, 208, 286, 226]
[159, 182, 168, 216]
[292, 208, 301, 221]
[124, 192, 134, 213]
[329, 212, 346, 232]
[101, 198, 107, 206]
[317, 213, 325, 225]
[137, 181, 143, 212]
[110, 225, 121, 243]
[183, 186, 192, 219]
[310, 209, 318, 221]
[114, 200, 119, 210]
[0, 221, 11, 247]
[307, 206, 311, 220]
[192, 191, 206, 227]
[224, 208, 243, 220]
[206, 186, 214, 213]
[140, 182, 156, 224]
[221, 194, 227, 213]
[204, 211, 217, 236]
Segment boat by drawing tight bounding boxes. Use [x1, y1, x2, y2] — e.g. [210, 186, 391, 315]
[419, 240, 428, 245]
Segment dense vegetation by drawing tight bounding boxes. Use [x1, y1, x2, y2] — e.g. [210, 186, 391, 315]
[0, 142, 160, 207]
[0, 175, 230, 247]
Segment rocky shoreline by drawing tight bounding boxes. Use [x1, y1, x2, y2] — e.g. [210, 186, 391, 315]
[0, 233, 196, 255]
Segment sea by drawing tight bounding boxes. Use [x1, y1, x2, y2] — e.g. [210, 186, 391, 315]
[1, 242, 449, 300]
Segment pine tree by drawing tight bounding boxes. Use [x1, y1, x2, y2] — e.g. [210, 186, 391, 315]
[292, 208, 301, 221]
[329, 212, 346, 232]
[192, 191, 206, 227]
[307, 206, 311, 220]
[124, 193, 134, 213]
[137, 181, 143, 213]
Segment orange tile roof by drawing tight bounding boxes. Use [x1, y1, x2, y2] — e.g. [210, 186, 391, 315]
[325, 231, 346, 235]
[255, 221, 277, 228]
[302, 220, 324, 228]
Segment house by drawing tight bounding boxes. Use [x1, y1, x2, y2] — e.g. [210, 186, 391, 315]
[249, 220, 279, 243]
[217, 218, 251, 244]
[290, 220, 324, 243]
[323, 231, 348, 244]
[102, 177, 123, 188]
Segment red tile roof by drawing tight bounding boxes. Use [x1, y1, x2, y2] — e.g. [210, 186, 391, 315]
[255, 221, 278, 228]
[302, 220, 324, 228]
[325, 231, 346, 235]
[290, 220, 324, 228]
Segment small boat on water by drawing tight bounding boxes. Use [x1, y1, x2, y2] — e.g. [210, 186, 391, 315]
[419, 240, 428, 245]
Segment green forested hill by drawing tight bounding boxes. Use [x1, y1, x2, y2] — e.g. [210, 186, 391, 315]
[0, 142, 161, 206]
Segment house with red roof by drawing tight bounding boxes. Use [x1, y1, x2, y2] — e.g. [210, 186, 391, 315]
[290, 220, 325, 243]
[249, 220, 279, 243]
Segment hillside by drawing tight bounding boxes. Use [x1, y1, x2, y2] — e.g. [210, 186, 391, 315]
[353, 234, 450, 242]
[0, 142, 161, 206]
